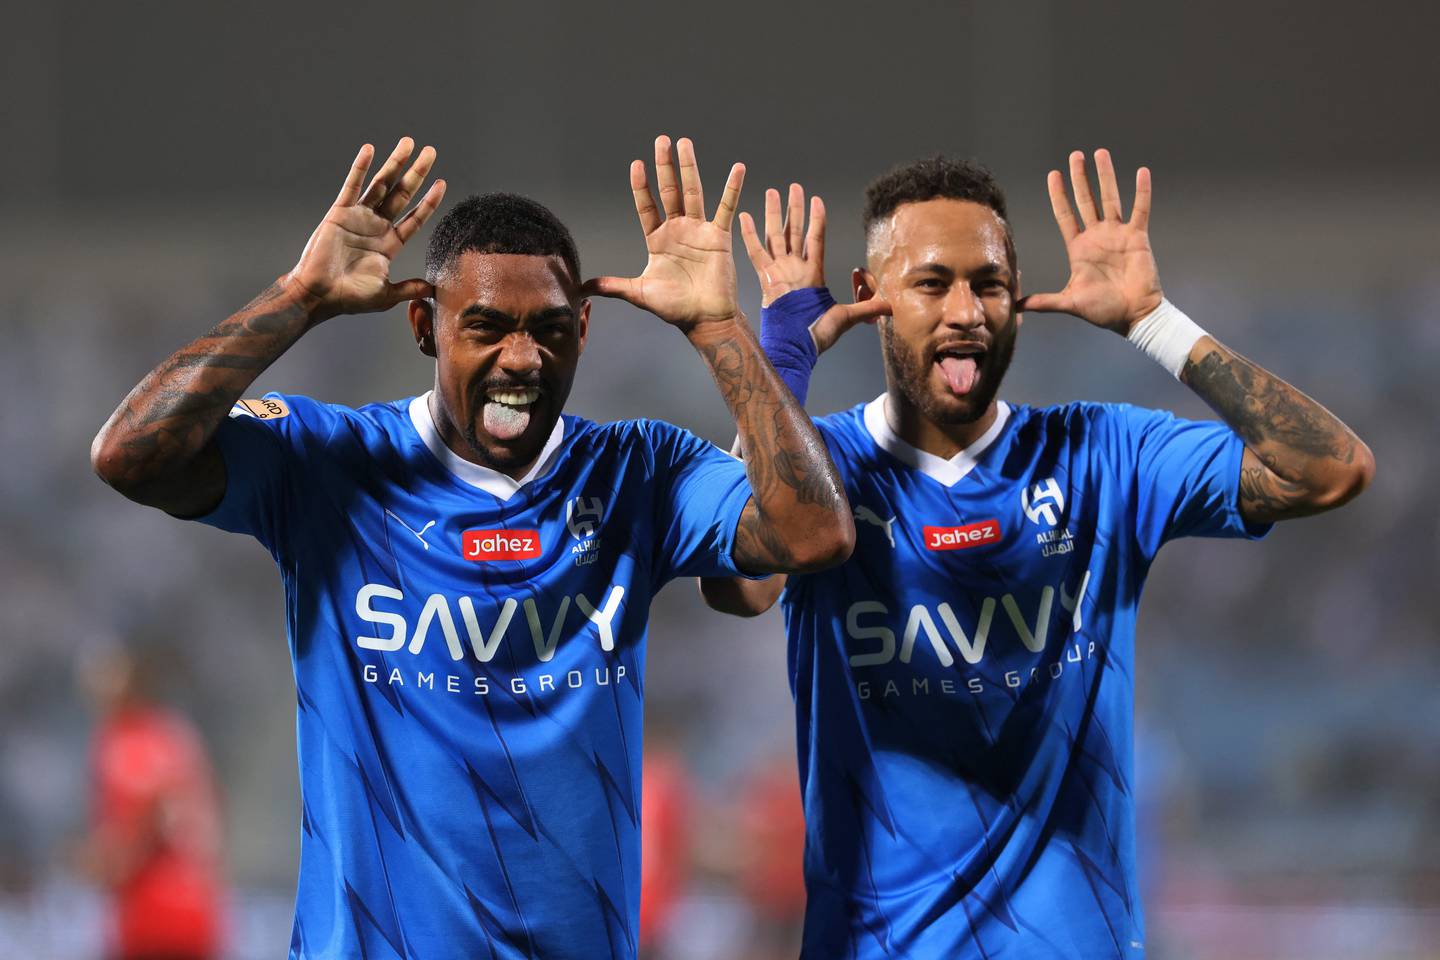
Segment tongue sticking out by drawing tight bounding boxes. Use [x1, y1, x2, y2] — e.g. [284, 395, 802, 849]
[939, 356, 980, 396]
[483, 401, 533, 441]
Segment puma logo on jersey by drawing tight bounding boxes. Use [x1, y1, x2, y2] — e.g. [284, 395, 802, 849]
[385, 510, 436, 550]
[854, 507, 896, 548]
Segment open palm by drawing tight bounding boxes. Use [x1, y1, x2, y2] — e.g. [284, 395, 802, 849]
[1020, 149, 1163, 335]
[289, 137, 446, 320]
[584, 136, 745, 332]
[738, 181, 891, 354]
[741, 184, 825, 305]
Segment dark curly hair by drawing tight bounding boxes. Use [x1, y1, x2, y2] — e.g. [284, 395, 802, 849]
[863, 156, 1015, 269]
[425, 193, 581, 284]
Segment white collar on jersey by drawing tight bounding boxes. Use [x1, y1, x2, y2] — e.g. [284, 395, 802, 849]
[862, 393, 1011, 487]
[408, 392, 567, 501]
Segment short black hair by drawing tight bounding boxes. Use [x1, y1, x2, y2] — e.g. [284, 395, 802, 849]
[425, 192, 581, 284]
[863, 156, 1015, 268]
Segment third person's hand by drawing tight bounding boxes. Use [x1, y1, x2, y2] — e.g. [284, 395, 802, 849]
[740, 181, 890, 354]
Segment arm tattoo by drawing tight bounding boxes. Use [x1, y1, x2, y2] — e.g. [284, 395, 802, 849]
[1183, 349, 1356, 461]
[1238, 465, 1312, 520]
[1182, 342, 1367, 522]
[691, 318, 849, 573]
[94, 280, 314, 511]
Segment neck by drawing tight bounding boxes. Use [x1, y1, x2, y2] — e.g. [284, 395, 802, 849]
[428, 392, 540, 482]
[884, 386, 998, 460]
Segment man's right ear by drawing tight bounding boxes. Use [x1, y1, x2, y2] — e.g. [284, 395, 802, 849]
[408, 299, 437, 358]
[852, 267, 878, 303]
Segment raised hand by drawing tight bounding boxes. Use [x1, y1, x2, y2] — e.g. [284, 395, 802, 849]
[583, 136, 746, 333]
[288, 137, 447, 321]
[1018, 149, 1163, 335]
[740, 184, 827, 306]
[739, 182, 891, 354]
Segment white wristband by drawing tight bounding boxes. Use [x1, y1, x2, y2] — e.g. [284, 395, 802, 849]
[1126, 298, 1207, 379]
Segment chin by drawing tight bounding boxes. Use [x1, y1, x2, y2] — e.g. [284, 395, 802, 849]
[484, 445, 537, 473]
[915, 372, 993, 425]
[925, 394, 990, 425]
[944, 402, 990, 424]
[463, 414, 555, 471]
[460, 427, 523, 468]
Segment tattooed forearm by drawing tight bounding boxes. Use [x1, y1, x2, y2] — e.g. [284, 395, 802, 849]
[1183, 347, 1356, 462]
[91, 277, 318, 515]
[1181, 339, 1373, 522]
[688, 316, 853, 574]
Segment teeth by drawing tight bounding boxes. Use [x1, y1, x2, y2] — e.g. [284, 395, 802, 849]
[486, 388, 540, 406]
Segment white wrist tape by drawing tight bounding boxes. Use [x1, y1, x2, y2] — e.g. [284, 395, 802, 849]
[1126, 298, 1207, 379]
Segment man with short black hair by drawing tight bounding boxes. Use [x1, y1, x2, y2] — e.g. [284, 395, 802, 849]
[92, 135, 854, 958]
[862, 154, 1018, 275]
[702, 151, 1373, 957]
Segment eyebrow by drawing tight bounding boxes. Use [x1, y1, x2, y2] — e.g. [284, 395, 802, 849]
[458, 305, 577, 325]
[905, 261, 1012, 281]
[906, 261, 955, 279]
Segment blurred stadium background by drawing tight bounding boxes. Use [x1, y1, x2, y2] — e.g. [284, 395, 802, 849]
[2, 1, 1436, 957]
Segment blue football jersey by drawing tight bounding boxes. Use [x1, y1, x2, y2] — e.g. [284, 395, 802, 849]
[196, 392, 755, 960]
[784, 395, 1268, 959]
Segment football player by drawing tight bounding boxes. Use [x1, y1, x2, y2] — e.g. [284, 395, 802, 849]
[700, 151, 1373, 957]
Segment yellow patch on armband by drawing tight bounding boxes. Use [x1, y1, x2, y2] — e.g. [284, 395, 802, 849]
[231, 397, 290, 420]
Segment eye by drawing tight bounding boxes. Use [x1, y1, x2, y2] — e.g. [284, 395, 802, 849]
[915, 277, 946, 291]
[533, 323, 572, 344]
[466, 322, 505, 340]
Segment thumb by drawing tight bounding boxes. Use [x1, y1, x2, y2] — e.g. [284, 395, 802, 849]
[1015, 291, 1072, 314]
[810, 298, 892, 354]
[581, 275, 643, 307]
[387, 278, 435, 305]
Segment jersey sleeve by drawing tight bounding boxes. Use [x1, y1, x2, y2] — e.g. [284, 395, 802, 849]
[1109, 404, 1272, 558]
[641, 420, 761, 583]
[190, 393, 331, 557]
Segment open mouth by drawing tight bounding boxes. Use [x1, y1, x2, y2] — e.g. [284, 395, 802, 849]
[482, 386, 542, 441]
[934, 344, 987, 397]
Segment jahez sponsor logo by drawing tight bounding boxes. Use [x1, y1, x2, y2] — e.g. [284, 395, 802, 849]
[923, 520, 1001, 551]
[463, 529, 541, 561]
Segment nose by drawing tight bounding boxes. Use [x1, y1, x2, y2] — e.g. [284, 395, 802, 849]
[497, 332, 542, 377]
[940, 285, 985, 331]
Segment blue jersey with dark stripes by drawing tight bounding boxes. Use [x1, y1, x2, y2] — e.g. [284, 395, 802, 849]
[195, 392, 755, 960]
[783, 396, 1267, 959]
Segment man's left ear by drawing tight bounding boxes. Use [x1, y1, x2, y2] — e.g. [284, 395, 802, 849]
[408, 298, 438, 357]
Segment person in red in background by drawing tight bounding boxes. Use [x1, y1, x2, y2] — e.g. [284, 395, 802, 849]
[639, 709, 694, 959]
[79, 642, 225, 960]
[734, 752, 808, 960]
